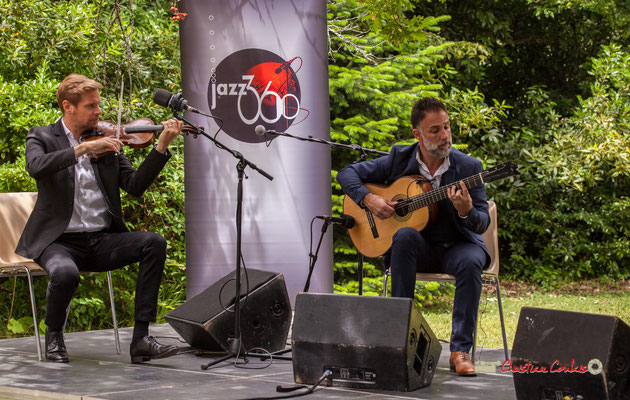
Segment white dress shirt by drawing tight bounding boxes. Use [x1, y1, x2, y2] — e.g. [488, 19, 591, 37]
[415, 149, 450, 189]
[61, 118, 111, 232]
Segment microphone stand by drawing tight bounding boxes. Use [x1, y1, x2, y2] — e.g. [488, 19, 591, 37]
[262, 129, 387, 295]
[168, 110, 273, 370]
[256, 215, 329, 363]
[263, 129, 388, 161]
[303, 219, 331, 292]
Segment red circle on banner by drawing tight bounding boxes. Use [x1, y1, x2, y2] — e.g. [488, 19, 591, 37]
[208, 48, 303, 143]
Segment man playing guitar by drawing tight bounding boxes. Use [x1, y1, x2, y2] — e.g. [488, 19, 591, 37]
[338, 97, 490, 377]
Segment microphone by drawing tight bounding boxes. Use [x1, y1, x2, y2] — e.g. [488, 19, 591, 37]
[255, 125, 282, 144]
[153, 89, 201, 114]
[255, 125, 281, 136]
[254, 125, 267, 136]
[316, 214, 355, 229]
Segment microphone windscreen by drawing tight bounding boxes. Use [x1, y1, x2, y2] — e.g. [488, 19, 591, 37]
[341, 214, 355, 229]
[254, 125, 266, 136]
[153, 89, 173, 108]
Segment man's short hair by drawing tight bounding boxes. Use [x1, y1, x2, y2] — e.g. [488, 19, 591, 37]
[411, 97, 447, 129]
[56, 74, 102, 111]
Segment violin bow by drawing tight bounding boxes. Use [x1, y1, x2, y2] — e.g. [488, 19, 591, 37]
[115, 78, 124, 142]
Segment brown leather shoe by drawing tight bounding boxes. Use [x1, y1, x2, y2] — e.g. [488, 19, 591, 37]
[449, 351, 476, 376]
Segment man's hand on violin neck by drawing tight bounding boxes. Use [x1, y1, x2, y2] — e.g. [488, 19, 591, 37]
[155, 118, 183, 154]
[75, 137, 123, 159]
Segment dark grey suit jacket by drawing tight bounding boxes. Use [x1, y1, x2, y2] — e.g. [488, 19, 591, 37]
[16, 119, 171, 260]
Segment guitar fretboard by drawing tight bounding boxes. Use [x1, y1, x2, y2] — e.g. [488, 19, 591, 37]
[394, 172, 485, 213]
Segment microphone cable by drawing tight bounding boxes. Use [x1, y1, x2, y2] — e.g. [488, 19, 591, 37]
[238, 369, 332, 400]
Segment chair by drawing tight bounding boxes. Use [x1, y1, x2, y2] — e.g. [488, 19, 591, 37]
[381, 200, 509, 362]
[0, 192, 120, 361]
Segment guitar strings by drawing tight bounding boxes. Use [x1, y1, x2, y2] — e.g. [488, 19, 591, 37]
[393, 174, 484, 214]
[391, 162, 513, 215]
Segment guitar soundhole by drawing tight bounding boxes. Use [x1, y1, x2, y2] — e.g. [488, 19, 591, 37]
[392, 195, 411, 222]
[395, 204, 409, 217]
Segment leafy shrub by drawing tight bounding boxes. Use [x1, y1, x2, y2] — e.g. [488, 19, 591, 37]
[0, 0, 185, 338]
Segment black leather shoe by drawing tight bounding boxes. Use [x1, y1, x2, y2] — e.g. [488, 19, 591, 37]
[130, 336, 178, 364]
[45, 329, 69, 363]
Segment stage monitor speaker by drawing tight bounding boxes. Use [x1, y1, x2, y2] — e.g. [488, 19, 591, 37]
[511, 307, 630, 400]
[291, 293, 441, 392]
[165, 269, 291, 353]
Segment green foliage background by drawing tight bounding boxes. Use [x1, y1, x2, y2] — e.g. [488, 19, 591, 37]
[1, 0, 628, 337]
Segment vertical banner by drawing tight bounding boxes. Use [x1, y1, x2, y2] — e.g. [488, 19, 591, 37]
[178, 1, 332, 304]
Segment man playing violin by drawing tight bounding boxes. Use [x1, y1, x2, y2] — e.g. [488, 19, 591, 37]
[337, 97, 490, 377]
[16, 73, 183, 364]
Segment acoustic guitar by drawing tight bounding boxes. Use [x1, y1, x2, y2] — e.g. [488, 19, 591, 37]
[342, 161, 519, 258]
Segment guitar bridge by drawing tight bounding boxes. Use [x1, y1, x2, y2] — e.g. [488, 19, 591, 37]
[364, 209, 379, 239]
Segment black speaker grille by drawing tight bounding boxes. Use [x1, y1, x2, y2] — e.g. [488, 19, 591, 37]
[165, 269, 290, 353]
[168, 269, 276, 323]
[292, 293, 441, 391]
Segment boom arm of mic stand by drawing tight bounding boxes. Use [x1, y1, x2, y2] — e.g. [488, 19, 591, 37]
[175, 112, 273, 181]
[268, 130, 388, 159]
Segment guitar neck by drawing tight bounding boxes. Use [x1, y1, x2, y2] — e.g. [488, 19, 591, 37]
[404, 173, 486, 211]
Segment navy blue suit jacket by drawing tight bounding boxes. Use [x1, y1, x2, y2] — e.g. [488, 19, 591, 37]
[337, 142, 490, 266]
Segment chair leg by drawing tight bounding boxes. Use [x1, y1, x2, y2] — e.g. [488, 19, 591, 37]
[472, 316, 478, 364]
[23, 267, 43, 361]
[106, 271, 121, 355]
[494, 276, 509, 362]
[357, 252, 363, 296]
[382, 270, 390, 297]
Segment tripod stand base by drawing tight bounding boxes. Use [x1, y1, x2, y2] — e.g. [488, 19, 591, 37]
[250, 346, 292, 361]
[200, 352, 234, 370]
[201, 338, 244, 370]
[200, 342, 295, 369]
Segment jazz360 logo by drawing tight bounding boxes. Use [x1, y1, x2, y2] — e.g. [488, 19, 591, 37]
[208, 48, 309, 143]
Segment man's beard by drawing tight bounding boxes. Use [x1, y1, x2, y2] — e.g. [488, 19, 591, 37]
[422, 135, 452, 158]
[80, 118, 99, 133]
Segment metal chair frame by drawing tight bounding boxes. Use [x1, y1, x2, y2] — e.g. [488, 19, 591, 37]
[381, 200, 509, 362]
[1, 192, 120, 361]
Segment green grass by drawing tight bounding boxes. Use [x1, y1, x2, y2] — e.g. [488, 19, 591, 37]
[420, 281, 630, 350]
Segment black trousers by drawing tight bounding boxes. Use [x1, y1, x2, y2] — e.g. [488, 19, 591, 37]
[35, 230, 167, 331]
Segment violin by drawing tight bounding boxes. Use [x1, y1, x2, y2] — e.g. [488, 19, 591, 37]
[80, 118, 165, 157]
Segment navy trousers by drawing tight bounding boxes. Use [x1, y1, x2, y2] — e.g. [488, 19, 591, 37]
[389, 227, 486, 353]
[36, 230, 167, 332]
